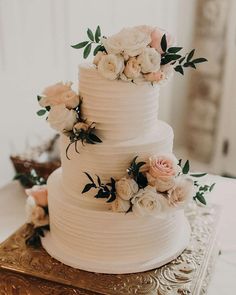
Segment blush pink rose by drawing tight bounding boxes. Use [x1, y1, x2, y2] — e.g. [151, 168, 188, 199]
[150, 27, 175, 54]
[25, 185, 48, 207]
[144, 71, 165, 82]
[39, 82, 79, 109]
[148, 155, 178, 180]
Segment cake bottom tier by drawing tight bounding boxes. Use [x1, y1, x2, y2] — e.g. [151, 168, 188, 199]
[42, 169, 191, 274]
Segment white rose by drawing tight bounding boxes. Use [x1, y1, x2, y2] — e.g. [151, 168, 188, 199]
[26, 196, 36, 223]
[31, 206, 49, 227]
[115, 177, 139, 200]
[97, 54, 124, 80]
[168, 176, 194, 208]
[123, 57, 141, 79]
[137, 48, 161, 73]
[39, 82, 79, 109]
[73, 122, 89, 132]
[102, 27, 151, 57]
[111, 197, 130, 213]
[131, 186, 164, 217]
[48, 104, 77, 132]
[93, 51, 106, 66]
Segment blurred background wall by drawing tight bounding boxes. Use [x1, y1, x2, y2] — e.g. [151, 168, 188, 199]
[0, 0, 235, 187]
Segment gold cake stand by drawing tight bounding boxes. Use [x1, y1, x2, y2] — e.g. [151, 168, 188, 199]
[0, 204, 220, 295]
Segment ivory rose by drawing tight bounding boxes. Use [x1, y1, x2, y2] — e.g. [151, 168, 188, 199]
[150, 27, 175, 54]
[144, 70, 165, 83]
[31, 206, 49, 227]
[39, 82, 79, 109]
[97, 54, 124, 80]
[73, 122, 89, 132]
[25, 196, 37, 223]
[93, 51, 106, 66]
[135, 25, 153, 36]
[131, 186, 163, 217]
[115, 177, 139, 200]
[111, 197, 130, 213]
[147, 172, 175, 192]
[25, 185, 48, 207]
[102, 27, 151, 57]
[168, 176, 194, 208]
[123, 57, 141, 79]
[48, 104, 77, 132]
[148, 154, 179, 180]
[137, 48, 161, 73]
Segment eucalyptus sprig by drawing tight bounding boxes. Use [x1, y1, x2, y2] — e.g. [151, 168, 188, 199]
[160, 34, 207, 75]
[127, 156, 148, 188]
[71, 26, 106, 59]
[178, 158, 215, 205]
[14, 169, 46, 188]
[64, 122, 102, 160]
[82, 172, 116, 203]
[193, 182, 215, 205]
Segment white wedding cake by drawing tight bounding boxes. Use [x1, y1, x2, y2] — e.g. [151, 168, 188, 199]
[25, 25, 208, 274]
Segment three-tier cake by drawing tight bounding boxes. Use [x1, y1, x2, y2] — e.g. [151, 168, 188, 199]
[26, 25, 208, 274]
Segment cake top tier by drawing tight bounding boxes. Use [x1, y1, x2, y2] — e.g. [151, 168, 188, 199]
[79, 63, 160, 141]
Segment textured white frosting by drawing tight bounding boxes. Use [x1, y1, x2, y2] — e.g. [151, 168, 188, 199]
[79, 63, 160, 141]
[61, 120, 173, 210]
[42, 169, 191, 274]
[42, 62, 191, 274]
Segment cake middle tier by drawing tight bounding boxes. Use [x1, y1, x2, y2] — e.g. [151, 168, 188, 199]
[79, 63, 160, 141]
[61, 120, 173, 210]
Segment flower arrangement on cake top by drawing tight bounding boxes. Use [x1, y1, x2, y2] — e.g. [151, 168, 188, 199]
[72, 25, 207, 83]
[82, 154, 215, 216]
[37, 82, 102, 159]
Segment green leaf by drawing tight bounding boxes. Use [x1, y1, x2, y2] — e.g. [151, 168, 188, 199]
[37, 95, 42, 101]
[87, 28, 94, 41]
[37, 109, 46, 116]
[93, 45, 104, 56]
[178, 159, 182, 167]
[161, 54, 181, 65]
[196, 193, 206, 205]
[190, 173, 207, 178]
[187, 49, 195, 62]
[83, 43, 92, 59]
[209, 183, 216, 192]
[126, 203, 133, 214]
[183, 62, 196, 68]
[136, 161, 146, 169]
[182, 160, 190, 174]
[178, 56, 185, 64]
[96, 175, 101, 186]
[168, 47, 183, 53]
[131, 156, 138, 166]
[106, 192, 116, 203]
[71, 41, 89, 49]
[82, 183, 96, 193]
[161, 34, 167, 52]
[95, 25, 101, 43]
[45, 106, 51, 112]
[174, 65, 184, 75]
[84, 172, 94, 184]
[89, 132, 102, 143]
[191, 57, 208, 64]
